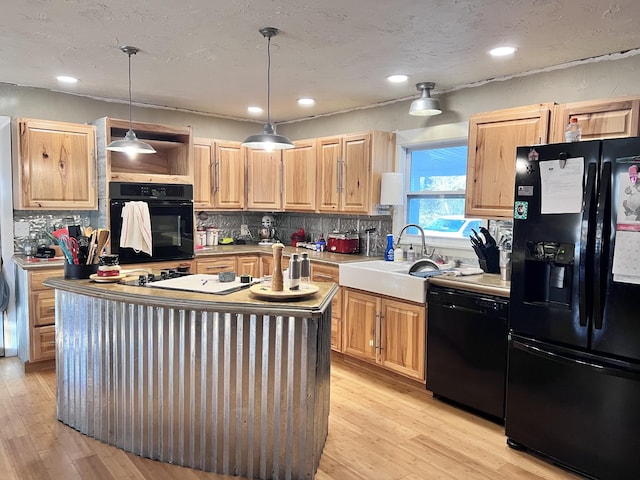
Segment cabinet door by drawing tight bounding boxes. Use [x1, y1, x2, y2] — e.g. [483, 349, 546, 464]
[236, 255, 260, 277]
[341, 133, 372, 214]
[466, 104, 552, 218]
[17, 118, 97, 210]
[317, 137, 342, 212]
[550, 97, 640, 143]
[193, 138, 214, 209]
[32, 325, 56, 362]
[260, 254, 289, 277]
[195, 258, 236, 274]
[343, 289, 378, 362]
[283, 140, 317, 211]
[214, 141, 246, 210]
[247, 150, 282, 210]
[380, 299, 426, 382]
[311, 263, 342, 352]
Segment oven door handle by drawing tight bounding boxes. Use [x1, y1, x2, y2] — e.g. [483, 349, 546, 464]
[177, 216, 182, 246]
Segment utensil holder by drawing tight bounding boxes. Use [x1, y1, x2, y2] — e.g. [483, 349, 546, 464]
[64, 263, 98, 279]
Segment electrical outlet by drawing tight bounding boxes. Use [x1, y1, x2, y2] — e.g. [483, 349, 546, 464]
[241, 224, 250, 236]
[14, 221, 30, 237]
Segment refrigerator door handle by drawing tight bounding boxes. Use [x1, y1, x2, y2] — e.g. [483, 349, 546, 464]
[593, 160, 612, 330]
[579, 162, 597, 327]
[513, 339, 639, 381]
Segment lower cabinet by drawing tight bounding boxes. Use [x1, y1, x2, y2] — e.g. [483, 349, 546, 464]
[343, 288, 426, 382]
[196, 255, 260, 277]
[311, 263, 343, 352]
[29, 269, 61, 362]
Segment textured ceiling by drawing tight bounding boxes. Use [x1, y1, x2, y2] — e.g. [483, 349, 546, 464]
[2, 0, 640, 123]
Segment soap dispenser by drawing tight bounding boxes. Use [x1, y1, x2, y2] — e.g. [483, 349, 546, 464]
[406, 244, 416, 263]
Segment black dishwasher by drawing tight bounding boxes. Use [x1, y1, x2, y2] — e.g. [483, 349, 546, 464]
[426, 285, 509, 421]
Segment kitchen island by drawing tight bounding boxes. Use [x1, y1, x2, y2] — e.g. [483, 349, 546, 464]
[43, 276, 338, 480]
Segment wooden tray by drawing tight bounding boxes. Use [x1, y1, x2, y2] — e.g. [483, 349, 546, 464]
[249, 283, 319, 300]
[89, 273, 127, 283]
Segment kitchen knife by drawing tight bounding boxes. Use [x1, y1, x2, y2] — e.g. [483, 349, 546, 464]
[471, 228, 484, 245]
[480, 227, 497, 246]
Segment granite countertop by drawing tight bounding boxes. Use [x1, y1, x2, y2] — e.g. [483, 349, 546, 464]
[43, 275, 339, 317]
[428, 273, 510, 298]
[12, 247, 377, 271]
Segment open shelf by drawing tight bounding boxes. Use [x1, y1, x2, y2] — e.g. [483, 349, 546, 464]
[106, 118, 193, 184]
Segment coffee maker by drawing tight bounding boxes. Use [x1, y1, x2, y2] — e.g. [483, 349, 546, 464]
[258, 214, 277, 245]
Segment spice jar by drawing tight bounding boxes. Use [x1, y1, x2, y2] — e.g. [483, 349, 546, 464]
[206, 227, 218, 246]
[98, 254, 121, 277]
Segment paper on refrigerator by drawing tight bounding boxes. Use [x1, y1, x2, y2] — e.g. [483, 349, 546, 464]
[539, 157, 584, 214]
[612, 171, 640, 284]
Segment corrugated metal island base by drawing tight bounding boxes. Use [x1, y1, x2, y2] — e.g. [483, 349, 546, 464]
[43, 277, 338, 480]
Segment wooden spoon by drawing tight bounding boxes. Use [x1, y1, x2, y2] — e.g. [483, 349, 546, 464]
[93, 229, 111, 263]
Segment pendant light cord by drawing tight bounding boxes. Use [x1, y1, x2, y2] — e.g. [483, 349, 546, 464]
[127, 51, 133, 130]
[266, 34, 272, 126]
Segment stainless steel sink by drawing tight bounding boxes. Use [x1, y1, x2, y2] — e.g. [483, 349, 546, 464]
[339, 259, 429, 303]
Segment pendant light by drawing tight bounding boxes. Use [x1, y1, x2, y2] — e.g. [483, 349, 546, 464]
[242, 27, 294, 151]
[409, 82, 442, 116]
[106, 46, 156, 155]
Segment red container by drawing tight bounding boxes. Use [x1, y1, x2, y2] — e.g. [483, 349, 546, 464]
[327, 232, 360, 254]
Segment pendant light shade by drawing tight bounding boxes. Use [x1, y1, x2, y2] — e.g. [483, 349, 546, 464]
[107, 46, 156, 155]
[409, 82, 442, 116]
[242, 27, 294, 151]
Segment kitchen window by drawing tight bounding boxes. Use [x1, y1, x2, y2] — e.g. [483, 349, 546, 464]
[403, 139, 480, 246]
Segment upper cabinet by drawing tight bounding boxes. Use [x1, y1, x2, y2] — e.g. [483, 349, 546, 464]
[247, 149, 282, 211]
[15, 118, 97, 210]
[193, 138, 245, 210]
[102, 118, 193, 184]
[317, 131, 395, 215]
[466, 103, 553, 219]
[283, 139, 317, 211]
[550, 97, 640, 143]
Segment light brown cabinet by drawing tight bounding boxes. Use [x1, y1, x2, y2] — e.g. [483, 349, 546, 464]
[101, 118, 193, 184]
[195, 255, 259, 277]
[236, 255, 260, 277]
[193, 138, 246, 210]
[283, 140, 317, 211]
[343, 288, 426, 382]
[311, 263, 342, 352]
[193, 138, 215, 209]
[550, 97, 640, 143]
[28, 268, 63, 363]
[317, 131, 395, 215]
[196, 257, 237, 274]
[465, 103, 553, 218]
[260, 254, 290, 277]
[247, 149, 282, 210]
[15, 118, 97, 210]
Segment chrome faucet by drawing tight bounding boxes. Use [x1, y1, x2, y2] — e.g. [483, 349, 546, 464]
[396, 223, 429, 258]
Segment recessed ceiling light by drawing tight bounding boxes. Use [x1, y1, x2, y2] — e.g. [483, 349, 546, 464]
[489, 46, 517, 57]
[387, 74, 409, 83]
[56, 75, 78, 84]
[247, 106, 263, 114]
[297, 97, 315, 106]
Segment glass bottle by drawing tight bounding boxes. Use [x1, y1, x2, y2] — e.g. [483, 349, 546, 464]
[300, 252, 311, 287]
[289, 254, 301, 290]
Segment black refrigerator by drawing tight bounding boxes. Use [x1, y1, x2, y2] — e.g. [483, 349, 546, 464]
[506, 138, 640, 480]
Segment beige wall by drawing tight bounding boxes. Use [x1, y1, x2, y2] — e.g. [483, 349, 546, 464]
[278, 53, 640, 140]
[0, 83, 257, 141]
[2, 52, 640, 142]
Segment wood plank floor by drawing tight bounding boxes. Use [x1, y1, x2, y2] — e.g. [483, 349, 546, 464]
[0, 354, 579, 480]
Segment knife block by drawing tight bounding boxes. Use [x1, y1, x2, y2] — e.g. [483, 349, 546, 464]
[479, 245, 500, 274]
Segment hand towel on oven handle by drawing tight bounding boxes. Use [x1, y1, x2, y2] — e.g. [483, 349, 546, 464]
[120, 201, 153, 256]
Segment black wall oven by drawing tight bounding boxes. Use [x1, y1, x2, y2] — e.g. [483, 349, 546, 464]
[109, 182, 194, 264]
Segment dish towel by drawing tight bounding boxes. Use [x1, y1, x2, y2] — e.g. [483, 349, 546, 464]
[120, 201, 153, 256]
